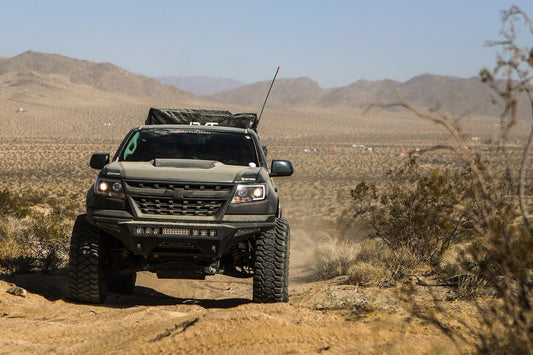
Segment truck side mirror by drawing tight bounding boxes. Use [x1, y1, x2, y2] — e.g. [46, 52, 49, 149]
[270, 160, 293, 177]
[90, 153, 110, 169]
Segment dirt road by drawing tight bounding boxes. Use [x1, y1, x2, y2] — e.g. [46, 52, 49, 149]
[0, 229, 459, 354]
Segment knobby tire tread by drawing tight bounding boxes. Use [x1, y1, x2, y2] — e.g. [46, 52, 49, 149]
[68, 214, 107, 304]
[253, 218, 290, 303]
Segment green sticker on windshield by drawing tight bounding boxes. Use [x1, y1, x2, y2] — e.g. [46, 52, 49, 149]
[123, 131, 140, 160]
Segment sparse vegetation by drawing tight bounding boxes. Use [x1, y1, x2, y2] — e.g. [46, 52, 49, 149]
[345, 163, 477, 264]
[0, 187, 85, 274]
[312, 237, 360, 280]
[324, 5, 533, 354]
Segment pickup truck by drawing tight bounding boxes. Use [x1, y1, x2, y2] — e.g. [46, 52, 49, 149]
[68, 108, 293, 304]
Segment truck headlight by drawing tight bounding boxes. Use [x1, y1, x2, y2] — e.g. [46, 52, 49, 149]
[94, 177, 125, 199]
[231, 184, 266, 203]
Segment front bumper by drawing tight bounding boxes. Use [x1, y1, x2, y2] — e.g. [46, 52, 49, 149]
[86, 210, 276, 259]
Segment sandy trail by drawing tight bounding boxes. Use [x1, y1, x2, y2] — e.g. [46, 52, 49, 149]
[0, 228, 458, 354]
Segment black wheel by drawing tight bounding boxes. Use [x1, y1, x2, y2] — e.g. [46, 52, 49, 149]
[108, 272, 136, 294]
[253, 218, 290, 303]
[68, 214, 108, 304]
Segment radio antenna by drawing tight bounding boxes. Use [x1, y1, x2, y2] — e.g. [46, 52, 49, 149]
[258, 66, 280, 124]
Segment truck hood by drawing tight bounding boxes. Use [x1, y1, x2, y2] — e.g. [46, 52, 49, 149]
[101, 159, 262, 183]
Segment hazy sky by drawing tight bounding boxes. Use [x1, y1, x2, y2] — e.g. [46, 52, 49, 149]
[2, 1, 533, 88]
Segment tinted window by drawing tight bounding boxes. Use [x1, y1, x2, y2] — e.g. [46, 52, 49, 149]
[120, 129, 259, 166]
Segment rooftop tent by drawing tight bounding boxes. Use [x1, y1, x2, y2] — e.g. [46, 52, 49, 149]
[145, 108, 259, 131]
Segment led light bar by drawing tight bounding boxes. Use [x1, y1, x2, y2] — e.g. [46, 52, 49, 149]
[134, 226, 217, 237]
[162, 227, 190, 236]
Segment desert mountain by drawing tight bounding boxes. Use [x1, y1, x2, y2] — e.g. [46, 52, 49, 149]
[209, 77, 324, 106]
[156, 76, 245, 96]
[396, 74, 505, 117]
[0, 51, 194, 101]
[209, 74, 531, 118]
[315, 79, 401, 107]
[1, 51, 530, 119]
[0, 51, 205, 139]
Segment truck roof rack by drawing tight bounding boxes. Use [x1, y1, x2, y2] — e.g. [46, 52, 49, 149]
[145, 108, 258, 131]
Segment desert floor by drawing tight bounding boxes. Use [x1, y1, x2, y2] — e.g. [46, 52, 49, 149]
[0, 102, 526, 354]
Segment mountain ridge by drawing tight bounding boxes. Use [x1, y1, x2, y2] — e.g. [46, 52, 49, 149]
[1, 51, 529, 118]
[208, 73, 530, 118]
[0, 51, 194, 101]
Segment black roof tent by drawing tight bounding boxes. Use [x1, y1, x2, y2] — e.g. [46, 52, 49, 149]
[145, 108, 258, 131]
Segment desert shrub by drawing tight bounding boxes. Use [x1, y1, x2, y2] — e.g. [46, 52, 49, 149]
[354, 6, 533, 353]
[45, 191, 85, 220]
[24, 211, 71, 272]
[0, 188, 31, 218]
[312, 237, 360, 280]
[0, 217, 34, 274]
[18, 188, 50, 207]
[0, 239, 34, 274]
[0, 187, 79, 275]
[312, 235, 425, 286]
[342, 162, 477, 266]
[347, 261, 391, 287]
[348, 238, 425, 286]
[455, 274, 488, 300]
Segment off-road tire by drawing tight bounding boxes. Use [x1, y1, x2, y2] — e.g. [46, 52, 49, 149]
[108, 272, 136, 294]
[68, 214, 108, 304]
[253, 218, 290, 303]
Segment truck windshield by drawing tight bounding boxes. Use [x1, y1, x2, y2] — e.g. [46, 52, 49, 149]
[120, 129, 259, 167]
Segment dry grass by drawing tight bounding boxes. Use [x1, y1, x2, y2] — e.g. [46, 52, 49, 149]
[311, 237, 360, 280]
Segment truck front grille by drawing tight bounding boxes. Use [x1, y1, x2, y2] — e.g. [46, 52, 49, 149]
[127, 181, 233, 192]
[131, 197, 224, 216]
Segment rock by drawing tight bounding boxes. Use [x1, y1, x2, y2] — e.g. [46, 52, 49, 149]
[6, 286, 27, 298]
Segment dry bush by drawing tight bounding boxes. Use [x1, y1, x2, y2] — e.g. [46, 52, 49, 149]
[347, 262, 389, 286]
[455, 275, 489, 300]
[348, 239, 425, 286]
[311, 237, 360, 280]
[0, 188, 32, 217]
[342, 163, 476, 266]
[312, 235, 426, 287]
[354, 6, 533, 353]
[0, 188, 78, 275]
[24, 212, 72, 272]
[0, 218, 34, 274]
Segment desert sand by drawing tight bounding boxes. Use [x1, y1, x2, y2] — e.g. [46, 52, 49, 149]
[1, 56, 528, 353]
